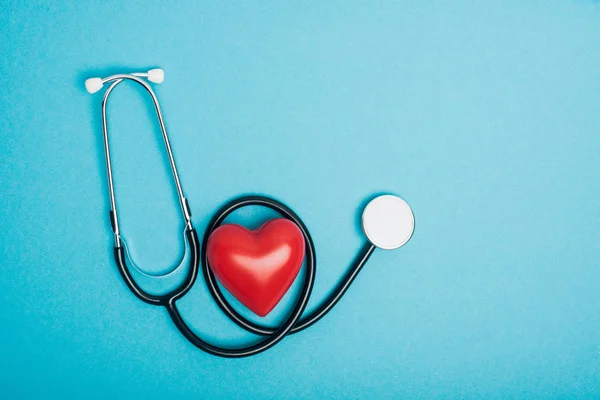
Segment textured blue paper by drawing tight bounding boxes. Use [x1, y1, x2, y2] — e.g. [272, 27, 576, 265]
[1, 1, 600, 398]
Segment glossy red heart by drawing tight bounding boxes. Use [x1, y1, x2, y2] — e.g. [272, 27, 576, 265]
[206, 218, 305, 317]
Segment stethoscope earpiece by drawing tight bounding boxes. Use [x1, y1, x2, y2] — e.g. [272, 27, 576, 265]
[84, 68, 164, 94]
[362, 195, 415, 250]
[84, 77, 103, 94]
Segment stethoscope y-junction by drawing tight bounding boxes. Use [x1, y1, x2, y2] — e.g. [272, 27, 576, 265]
[85, 68, 415, 358]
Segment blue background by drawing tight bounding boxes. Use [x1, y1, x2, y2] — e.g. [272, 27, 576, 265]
[1, 1, 600, 398]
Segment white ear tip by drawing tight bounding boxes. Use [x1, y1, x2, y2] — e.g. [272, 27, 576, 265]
[85, 77, 103, 94]
[362, 195, 415, 250]
[147, 68, 164, 84]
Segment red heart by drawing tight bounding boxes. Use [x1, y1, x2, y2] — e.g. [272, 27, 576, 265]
[206, 218, 305, 317]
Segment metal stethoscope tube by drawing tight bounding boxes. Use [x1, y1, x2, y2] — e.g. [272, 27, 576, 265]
[90, 71, 413, 358]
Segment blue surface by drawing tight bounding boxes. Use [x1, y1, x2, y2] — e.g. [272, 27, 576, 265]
[1, 1, 600, 398]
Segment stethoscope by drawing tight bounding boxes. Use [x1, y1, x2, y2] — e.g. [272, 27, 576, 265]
[85, 68, 415, 358]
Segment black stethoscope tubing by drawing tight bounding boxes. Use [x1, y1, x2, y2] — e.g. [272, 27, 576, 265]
[201, 197, 376, 337]
[115, 196, 374, 358]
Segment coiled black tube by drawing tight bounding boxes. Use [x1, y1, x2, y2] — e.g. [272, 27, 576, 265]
[115, 195, 375, 358]
[201, 197, 375, 335]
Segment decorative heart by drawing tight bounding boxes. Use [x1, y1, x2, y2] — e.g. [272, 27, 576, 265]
[206, 218, 305, 317]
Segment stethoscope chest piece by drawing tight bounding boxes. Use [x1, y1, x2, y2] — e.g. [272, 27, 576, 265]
[362, 195, 415, 250]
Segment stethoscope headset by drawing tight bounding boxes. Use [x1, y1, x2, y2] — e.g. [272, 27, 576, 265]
[85, 68, 415, 358]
